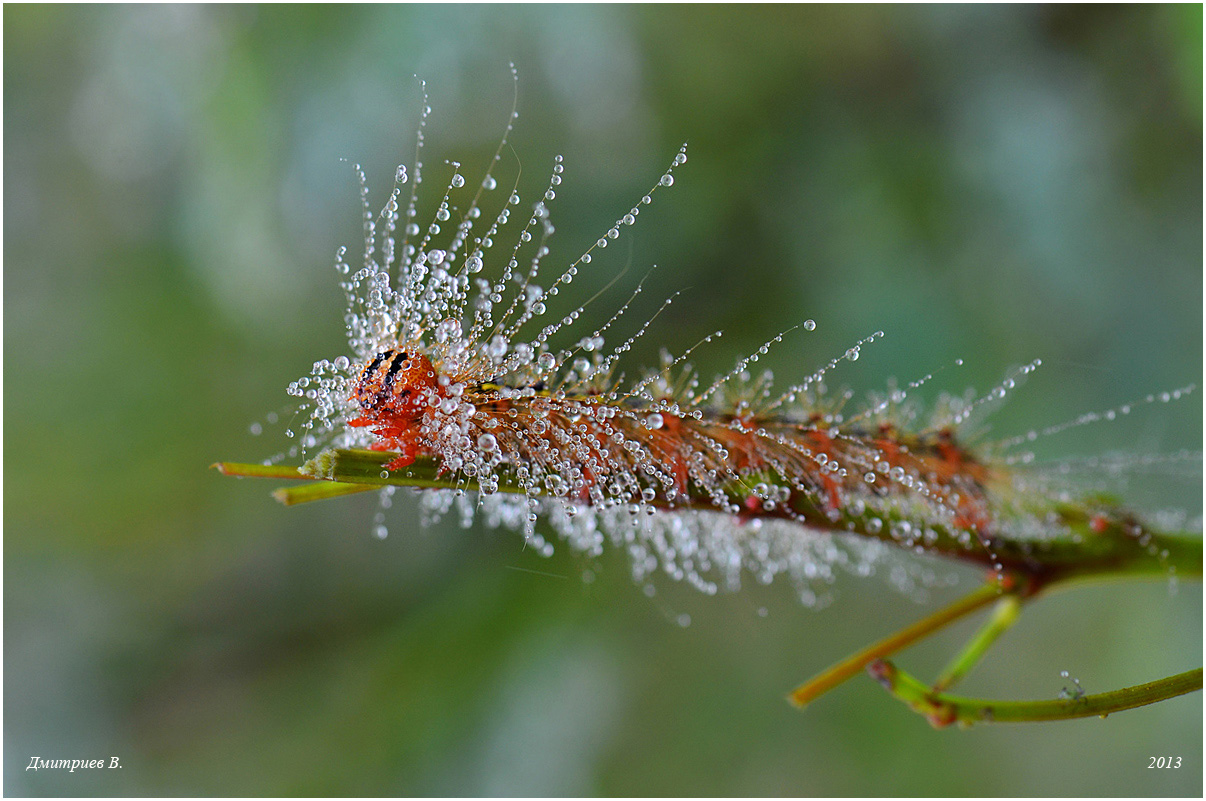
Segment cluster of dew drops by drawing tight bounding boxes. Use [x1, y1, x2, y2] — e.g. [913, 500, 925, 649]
[250, 76, 1198, 607]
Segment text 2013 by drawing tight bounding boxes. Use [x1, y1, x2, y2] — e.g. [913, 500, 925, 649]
[1148, 757, 1181, 769]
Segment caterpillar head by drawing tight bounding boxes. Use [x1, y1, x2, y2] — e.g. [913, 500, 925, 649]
[351, 349, 441, 420]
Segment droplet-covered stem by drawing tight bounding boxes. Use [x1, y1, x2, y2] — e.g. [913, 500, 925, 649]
[287, 448, 1201, 585]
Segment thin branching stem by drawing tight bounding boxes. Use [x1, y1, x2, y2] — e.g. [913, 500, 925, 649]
[933, 593, 1022, 691]
[787, 581, 1011, 708]
[868, 661, 1203, 727]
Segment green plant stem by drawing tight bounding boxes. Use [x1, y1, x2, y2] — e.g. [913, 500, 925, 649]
[933, 593, 1022, 691]
[212, 461, 310, 480]
[272, 481, 378, 505]
[213, 461, 381, 504]
[788, 582, 1008, 708]
[868, 661, 1203, 727]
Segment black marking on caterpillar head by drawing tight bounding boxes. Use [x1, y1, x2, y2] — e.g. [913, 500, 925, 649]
[363, 349, 395, 379]
[383, 351, 410, 388]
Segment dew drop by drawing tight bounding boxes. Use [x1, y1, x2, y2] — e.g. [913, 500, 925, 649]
[487, 335, 509, 359]
[803, 319, 816, 331]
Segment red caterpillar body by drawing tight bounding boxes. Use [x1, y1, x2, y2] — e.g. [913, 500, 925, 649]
[349, 341, 995, 537]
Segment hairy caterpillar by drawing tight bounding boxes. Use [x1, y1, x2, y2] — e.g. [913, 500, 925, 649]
[282, 79, 1196, 605]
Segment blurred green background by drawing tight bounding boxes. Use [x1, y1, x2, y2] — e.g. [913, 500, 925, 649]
[5, 5, 1202, 796]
